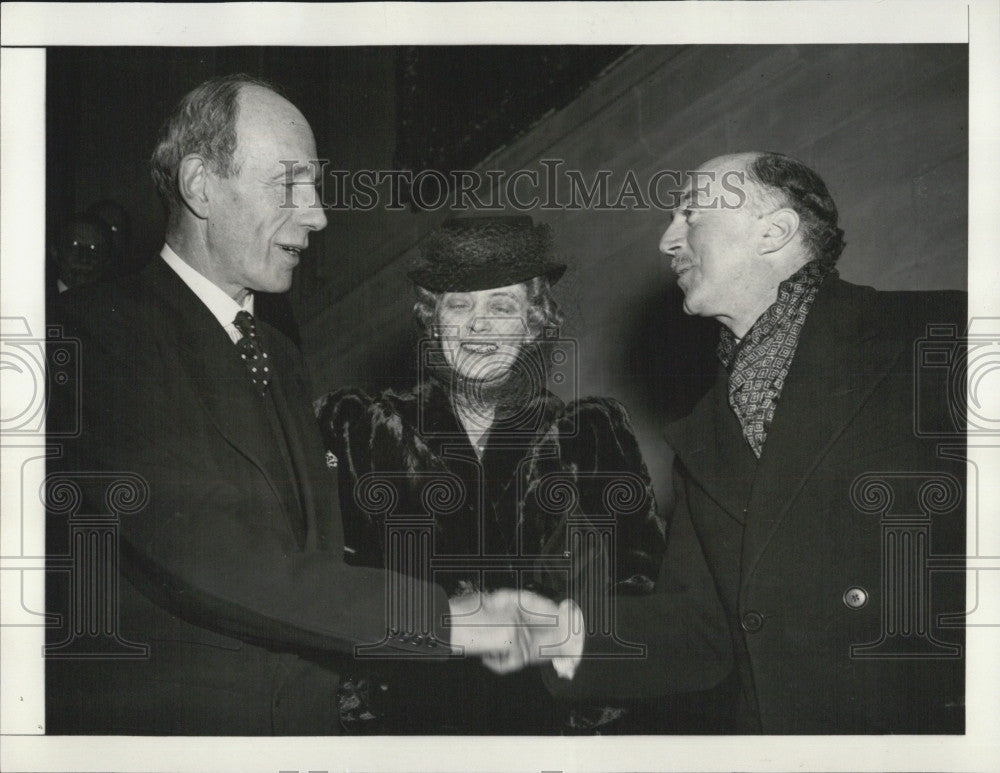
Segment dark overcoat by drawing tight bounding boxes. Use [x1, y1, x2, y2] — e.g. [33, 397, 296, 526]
[46, 257, 448, 735]
[547, 277, 967, 733]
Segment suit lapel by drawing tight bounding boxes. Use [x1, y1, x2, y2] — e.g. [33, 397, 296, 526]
[664, 363, 758, 526]
[142, 259, 302, 535]
[740, 278, 903, 584]
[258, 324, 316, 548]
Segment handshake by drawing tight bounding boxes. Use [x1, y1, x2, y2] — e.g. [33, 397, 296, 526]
[446, 588, 585, 678]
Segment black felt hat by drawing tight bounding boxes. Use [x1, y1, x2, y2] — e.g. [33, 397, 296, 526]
[408, 215, 566, 292]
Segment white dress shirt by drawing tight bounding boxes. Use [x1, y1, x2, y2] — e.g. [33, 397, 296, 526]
[551, 599, 585, 679]
[160, 244, 253, 344]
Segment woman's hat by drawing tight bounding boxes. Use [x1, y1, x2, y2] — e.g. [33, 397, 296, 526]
[407, 215, 566, 292]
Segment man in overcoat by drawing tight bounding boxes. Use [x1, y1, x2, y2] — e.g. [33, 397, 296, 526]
[45, 74, 510, 734]
[533, 152, 966, 733]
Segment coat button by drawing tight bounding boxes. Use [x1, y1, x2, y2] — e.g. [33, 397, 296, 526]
[843, 586, 868, 609]
[741, 611, 764, 633]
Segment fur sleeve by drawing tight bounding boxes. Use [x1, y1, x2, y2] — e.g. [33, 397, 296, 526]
[558, 397, 666, 593]
[314, 387, 383, 567]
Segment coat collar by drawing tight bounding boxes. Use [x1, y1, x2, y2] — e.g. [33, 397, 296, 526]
[663, 363, 758, 525]
[665, 277, 903, 556]
[739, 276, 902, 580]
[142, 255, 264, 417]
[410, 373, 565, 448]
[394, 377, 566, 512]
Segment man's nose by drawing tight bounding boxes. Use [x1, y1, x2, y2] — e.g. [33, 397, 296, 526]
[659, 214, 686, 257]
[299, 198, 328, 232]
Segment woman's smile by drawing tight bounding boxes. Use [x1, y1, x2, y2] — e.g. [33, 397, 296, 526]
[460, 341, 500, 354]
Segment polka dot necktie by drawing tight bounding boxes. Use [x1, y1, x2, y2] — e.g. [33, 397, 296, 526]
[233, 310, 271, 395]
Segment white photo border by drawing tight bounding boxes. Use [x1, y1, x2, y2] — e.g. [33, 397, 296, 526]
[2, 2, 998, 771]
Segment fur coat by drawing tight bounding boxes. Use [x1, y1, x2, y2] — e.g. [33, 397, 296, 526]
[316, 377, 665, 599]
[315, 376, 667, 733]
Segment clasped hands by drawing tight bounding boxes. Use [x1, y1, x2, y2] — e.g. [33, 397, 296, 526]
[447, 588, 584, 677]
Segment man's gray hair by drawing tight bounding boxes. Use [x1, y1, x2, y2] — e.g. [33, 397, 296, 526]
[746, 152, 847, 266]
[150, 73, 279, 214]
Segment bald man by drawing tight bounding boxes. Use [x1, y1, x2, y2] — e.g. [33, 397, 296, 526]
[535, 152, 966, 733]
[47, 75, 511, 735]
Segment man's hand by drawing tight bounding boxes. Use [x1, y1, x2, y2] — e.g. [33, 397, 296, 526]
[446, 590, 530, 662]
[448, 589, 585, 676]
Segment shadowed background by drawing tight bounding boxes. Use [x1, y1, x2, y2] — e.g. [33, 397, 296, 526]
[47, 45, 967, 510]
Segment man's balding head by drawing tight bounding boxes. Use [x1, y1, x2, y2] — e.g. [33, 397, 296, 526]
[684, 152, 845, 266]
[152, 74, 327, 301]
[150, 74, 280, 218]
[659, 152, 842, 336]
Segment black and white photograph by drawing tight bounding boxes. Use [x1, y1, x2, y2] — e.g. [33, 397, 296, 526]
[1, 2, 998, 771]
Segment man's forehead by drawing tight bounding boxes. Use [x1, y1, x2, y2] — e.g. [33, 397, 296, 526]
[681, 154, 757, 206]
[236, 111, 313, 146]
[232, 97, 319, 177]
[235, 86, 313, 137]
[688, 157, 749, 183]
[237, 83, 298, 117]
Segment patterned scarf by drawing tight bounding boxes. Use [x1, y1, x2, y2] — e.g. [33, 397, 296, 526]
[717, 260, 836, 458]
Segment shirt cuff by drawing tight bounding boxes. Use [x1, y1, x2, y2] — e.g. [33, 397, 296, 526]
[550, 598, 585, 680]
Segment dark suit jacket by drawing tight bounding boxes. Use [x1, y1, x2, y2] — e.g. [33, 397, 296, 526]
[547, 277, 966, 734]
[45, 257, 450, 735]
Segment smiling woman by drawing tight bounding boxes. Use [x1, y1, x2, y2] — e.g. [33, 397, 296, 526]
[437, 283, 531, 385]
[315, 215, 666, 733]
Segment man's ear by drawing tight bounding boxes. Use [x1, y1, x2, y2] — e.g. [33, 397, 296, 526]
[177, 154, 211, 219]
[759, 208, 800, 255]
